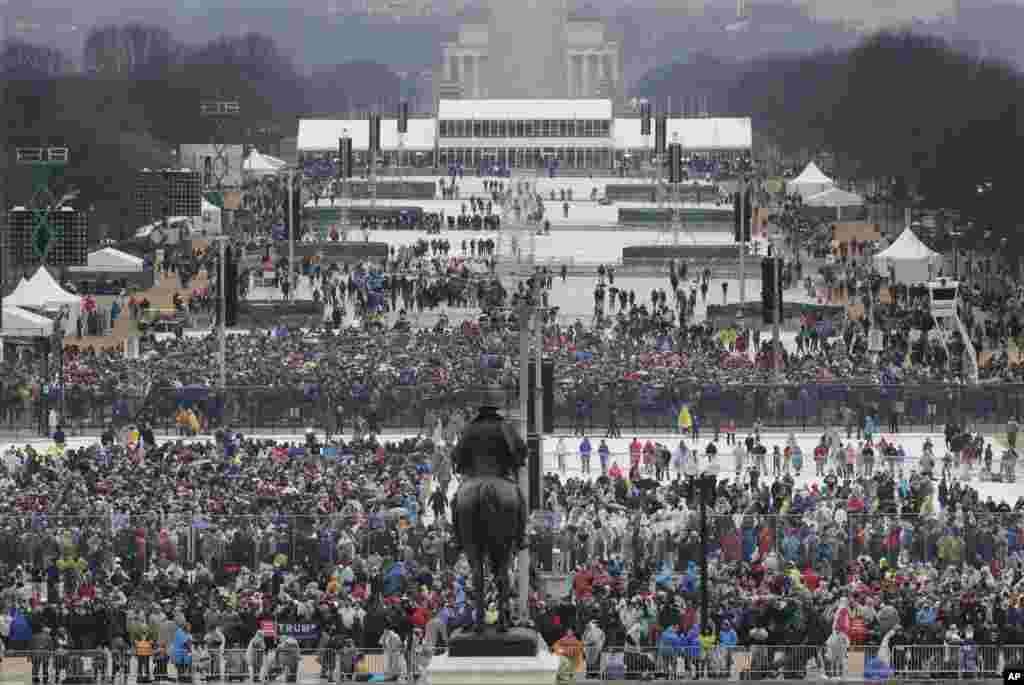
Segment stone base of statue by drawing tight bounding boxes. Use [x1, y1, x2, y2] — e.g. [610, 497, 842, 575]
[427, 627, 559, 685]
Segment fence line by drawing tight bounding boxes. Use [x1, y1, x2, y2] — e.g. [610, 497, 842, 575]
[12, 382, 1024, 439]
[0, 644, 1014, 682]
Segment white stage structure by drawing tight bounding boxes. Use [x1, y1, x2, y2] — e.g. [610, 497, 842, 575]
[926, 279, 978, 385]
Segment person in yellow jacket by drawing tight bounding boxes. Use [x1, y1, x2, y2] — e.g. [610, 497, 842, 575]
[697, 625, 717, 679]
[135, 636, 153, 683]
[677, 404, 693, 436]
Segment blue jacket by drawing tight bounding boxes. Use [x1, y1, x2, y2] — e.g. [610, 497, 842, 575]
[9, 609, 31, 642]
[657, 628, 683, 658]
[173, 628, 192, 666]
[719, 628, 738, 648]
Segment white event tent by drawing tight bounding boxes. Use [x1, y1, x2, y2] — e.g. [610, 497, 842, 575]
[243, 149, 287, 177]
[1, 305, 54, 337]
[787, 162, 835, 199]
[805, 186, 864, 208]
[873, 227, 943, 284]
[805, 186, 865, 220]
[2, 266, 81, 335]
[86, 247, 145, 271]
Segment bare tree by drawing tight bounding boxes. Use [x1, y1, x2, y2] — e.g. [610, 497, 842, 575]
[1, 39, 71, 78]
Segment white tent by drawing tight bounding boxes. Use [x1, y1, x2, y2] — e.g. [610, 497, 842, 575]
[87, 247, 145, 271]
[787, 162, 835, 199]
[805, 186, 865, 220]
[873, 227, 943, 284]
[805, 186, 864, 208]
[134, 197, 221, 239]
[199, 198, 223, 235]
[1, 305, 53, 337]
[7, 277, 30, 303]
[3, 267, 81, 335]
[243, 148, 287, 177]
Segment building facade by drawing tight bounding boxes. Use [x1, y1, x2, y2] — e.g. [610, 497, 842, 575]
[438, 8, 622, 103]
[297, 99, 752, 173]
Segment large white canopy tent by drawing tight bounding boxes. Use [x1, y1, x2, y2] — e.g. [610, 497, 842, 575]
[2, 266, 81, 335]
[805, 186, 865, 220]
[1, 305, 54, 337]
[243, 149, 287, 177]
[134, 198, 222, 239]
[86, 247, 145, 271]
[0, 305, 53, 362]
[873, 227, 943, 284]
[787, 162, 835, 199]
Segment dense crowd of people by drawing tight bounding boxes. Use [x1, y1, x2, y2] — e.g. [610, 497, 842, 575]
[2, 182, 1024, 683]
[0, 411, 1022, 683]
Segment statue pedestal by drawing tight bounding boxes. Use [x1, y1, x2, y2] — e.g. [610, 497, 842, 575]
[427, 652, 560, 685]
[427, 628, 558, 685]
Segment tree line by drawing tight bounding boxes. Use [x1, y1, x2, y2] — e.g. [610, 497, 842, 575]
[3, 25, 1021, 249]
[1, 24, 405, 242]
[636, 31, 1024, 250]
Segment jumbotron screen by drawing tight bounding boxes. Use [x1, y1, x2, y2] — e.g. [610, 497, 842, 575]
[7, 208, 88, 266]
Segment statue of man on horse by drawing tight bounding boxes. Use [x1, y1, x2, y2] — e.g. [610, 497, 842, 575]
[450, 404, 529, 632]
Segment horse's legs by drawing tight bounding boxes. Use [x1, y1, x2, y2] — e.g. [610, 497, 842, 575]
[492, 557, 509, 633]
[474, 554, 486, 634]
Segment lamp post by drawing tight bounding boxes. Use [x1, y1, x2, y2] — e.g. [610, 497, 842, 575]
[698, 469, 717, 631]
[210, 235, 231, 392]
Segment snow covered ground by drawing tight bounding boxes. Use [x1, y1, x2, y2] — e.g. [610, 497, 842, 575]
[6, 431, 1021, 506]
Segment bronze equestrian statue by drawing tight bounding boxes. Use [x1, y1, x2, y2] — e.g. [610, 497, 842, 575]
[450, 405, 528, 633]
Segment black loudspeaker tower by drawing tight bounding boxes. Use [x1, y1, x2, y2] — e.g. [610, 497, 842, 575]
[526, 358, 554, 435]
[224, 246, 238, 327]
[668, 143, 683, 183]
[640, 102, 651, 136]
[290, 184, 302, 240]
[733, 187, 752, 243]
[762, 257, 782, 325]
[527, 435, 541, 511]
[368, 114, 381, 154]
[655, 114, 667, 155]
[338, 137, 353, 179]
[398, 102, 408, 134]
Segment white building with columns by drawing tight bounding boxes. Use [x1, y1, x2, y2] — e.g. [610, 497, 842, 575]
[437, 10, 623, 103]
[297, 99, 752, 173]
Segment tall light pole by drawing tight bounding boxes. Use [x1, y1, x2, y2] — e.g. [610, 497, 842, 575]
[517, 294, 530, 619]
[288, 167, 296, 298]
[213, 235, 229, 390]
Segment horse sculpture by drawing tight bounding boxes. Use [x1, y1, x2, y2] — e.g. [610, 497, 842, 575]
[451, 405, 528, 633]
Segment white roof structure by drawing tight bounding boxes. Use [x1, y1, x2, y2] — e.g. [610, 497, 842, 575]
[298, 118, 436, 152]
[874, 227, 943, 284]
[805, 186, 864, 208]
[243, 149, 287, 176]
[0, 305, 53, 337]
[8, 277, 30, 303]
[613, 117, 752, 150]
[438, 99, 614, 120]
[787, 162, 835, 199]
[3, 267, 80, 334]
[86, 247, 145, 271]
